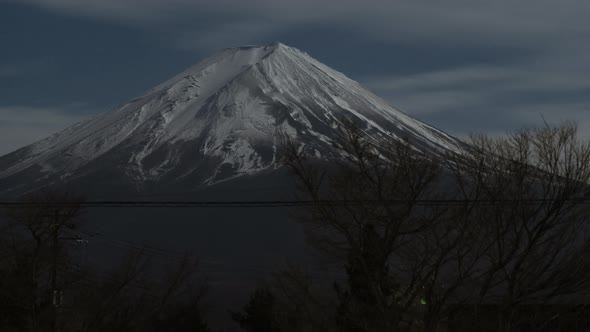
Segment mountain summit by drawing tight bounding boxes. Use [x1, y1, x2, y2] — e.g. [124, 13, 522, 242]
[0, 43, 462, 196]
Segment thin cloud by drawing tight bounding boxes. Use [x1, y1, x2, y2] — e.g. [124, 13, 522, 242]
[174, 20, 282, 52]
[4, 0, 590, 142]
[362, 61, 590, 138]
[14, 0, 590, 49]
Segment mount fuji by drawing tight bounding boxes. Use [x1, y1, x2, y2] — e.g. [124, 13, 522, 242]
[0, 42, 463, 198]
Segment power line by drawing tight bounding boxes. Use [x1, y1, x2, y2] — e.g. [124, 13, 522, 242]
[1, 198, 590, 208]
[76, 230, 195, 261]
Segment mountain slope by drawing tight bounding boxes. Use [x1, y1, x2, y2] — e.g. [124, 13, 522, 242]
[0, 42, 463, 197]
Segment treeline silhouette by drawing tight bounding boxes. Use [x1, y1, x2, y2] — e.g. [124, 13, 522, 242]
[0, 191, 211, 332]
[2, 122, 590, 331]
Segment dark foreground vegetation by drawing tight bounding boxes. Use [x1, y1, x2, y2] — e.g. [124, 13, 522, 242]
[2, 122, 590, 331]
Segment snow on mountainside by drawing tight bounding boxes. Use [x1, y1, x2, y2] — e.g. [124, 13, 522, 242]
[0, 42, 464, 196]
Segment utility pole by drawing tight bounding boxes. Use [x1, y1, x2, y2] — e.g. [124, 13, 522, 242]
[6, 194, 84, 332]
[49, 209, 85, 332]
[51, 209, 61, 332]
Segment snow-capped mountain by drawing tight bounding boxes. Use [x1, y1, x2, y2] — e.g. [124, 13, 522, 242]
[0, 42, 463, 197]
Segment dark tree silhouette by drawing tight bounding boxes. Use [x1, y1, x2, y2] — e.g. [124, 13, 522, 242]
[279, 121, 590, 332]
[0, 191, 212, 332]
[231, 287, 282, 332]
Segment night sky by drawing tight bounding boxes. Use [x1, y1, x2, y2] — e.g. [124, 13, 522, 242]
[2, 0, 590, 154]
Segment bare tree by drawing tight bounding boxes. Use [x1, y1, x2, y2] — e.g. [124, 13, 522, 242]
[447, 122, 590, 331]
[281, 125, 458, 331]
[71, 250, 209, 332]
[1, 190, 84, 332]
[0, 191, 211, 332]
[280, 121, 590, 332]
